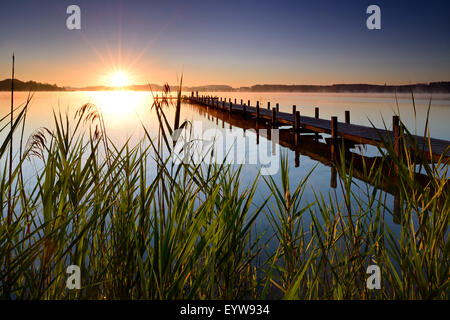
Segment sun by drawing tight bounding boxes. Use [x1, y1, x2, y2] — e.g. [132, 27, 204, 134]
[109, 71, 130, 87]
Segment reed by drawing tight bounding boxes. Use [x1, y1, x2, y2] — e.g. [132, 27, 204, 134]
[0, 82, 448, 299]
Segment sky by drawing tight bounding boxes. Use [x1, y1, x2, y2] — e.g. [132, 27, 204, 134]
[0, 0, 449, 87]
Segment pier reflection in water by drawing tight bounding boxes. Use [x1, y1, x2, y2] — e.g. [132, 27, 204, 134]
[189, 102, 435, 225]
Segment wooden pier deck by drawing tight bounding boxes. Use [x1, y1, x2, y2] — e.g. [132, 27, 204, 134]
[188, 95, 450, 163]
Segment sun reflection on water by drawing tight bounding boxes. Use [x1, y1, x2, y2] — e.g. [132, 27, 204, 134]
[89, 91, 151, 117]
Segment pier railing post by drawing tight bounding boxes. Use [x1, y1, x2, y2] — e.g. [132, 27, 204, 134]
[276, 103, 279, 112]
[345, 110, 350, 124]
[229, 101, 233, 113]
[267, 102, 270, 110]
[243, 103, 246, 115]
[248, 100, 250, 107]
[292, 105, 296, 114]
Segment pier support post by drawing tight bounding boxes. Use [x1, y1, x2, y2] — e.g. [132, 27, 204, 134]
[393, 192, 401, 224]
[345, 110, 350, 124]
[314, 107, 320, 140]
[222, 101, 225, 112]
[331, 116, 338, 161]
[393, 115, 400, 157]
[295, 111, 300, 145]
[256, 102, 260, 120]
[272, 108, 277, 127]
[330, 166, 337, 188]
[392, 115, 403, 176]
[256, 122, 260, 145]
[229, 101, 233, 113]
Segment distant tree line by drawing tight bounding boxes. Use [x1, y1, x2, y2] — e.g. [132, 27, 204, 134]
[241, 82, 450, 93]
[0, 79, 65, 91]
[1, 78, 449, 93]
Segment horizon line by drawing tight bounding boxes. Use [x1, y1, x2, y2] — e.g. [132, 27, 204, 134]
[2, 78, 450, 90]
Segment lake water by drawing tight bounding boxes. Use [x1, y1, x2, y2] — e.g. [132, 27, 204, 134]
[1, 91, 449, 238]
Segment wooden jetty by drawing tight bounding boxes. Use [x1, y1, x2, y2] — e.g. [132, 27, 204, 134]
[190, 102, 433, 192]
[187, 94, 450, 163]
[189, 101, 445, 224]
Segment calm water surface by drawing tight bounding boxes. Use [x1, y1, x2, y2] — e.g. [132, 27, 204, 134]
[1, 91, 449, 238]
